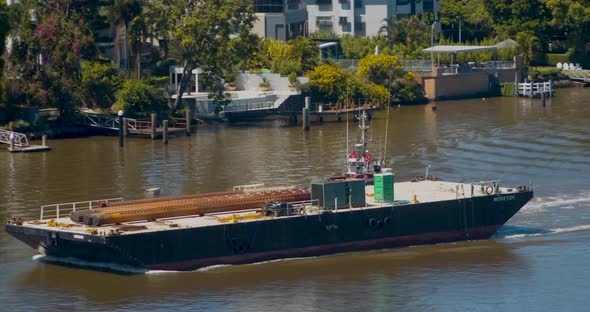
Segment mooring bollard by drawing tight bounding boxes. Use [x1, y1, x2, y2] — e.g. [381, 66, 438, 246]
[186, 109, 191, 136]
[163, 120, 168, 144]
[151, 113, 157, 140]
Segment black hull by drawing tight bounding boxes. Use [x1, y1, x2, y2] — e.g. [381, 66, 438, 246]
[5, 191, 533, 271]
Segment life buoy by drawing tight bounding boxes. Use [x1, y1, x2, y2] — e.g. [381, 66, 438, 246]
[485, 185, 494, 195]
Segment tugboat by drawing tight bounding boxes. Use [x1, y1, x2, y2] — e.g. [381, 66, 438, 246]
[330, 110, 384, 184]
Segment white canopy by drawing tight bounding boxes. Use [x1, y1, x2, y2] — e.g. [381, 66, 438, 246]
[422, 45, 498, 54]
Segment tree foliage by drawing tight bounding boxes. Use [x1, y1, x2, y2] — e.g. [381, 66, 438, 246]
[248, 37, 319, 77]
[167, 0, 257, 109]
[4, 0, 98, 122]
[80, 60, 123, 110]
[483, 0, 550, 39]
[114, 78, 167, 116]
[306, 64, 349, 103]
[0, 1, 10, 123]
[306, 54, 426, 107]
[379, 16, 431, 59]
[357, 54, 425, 105]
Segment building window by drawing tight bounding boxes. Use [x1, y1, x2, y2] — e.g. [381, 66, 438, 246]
[254, 0, 285, 13]
[354, 0, 363, 9]
[423, 0, 434, 12]
[316, 16, 333, 32]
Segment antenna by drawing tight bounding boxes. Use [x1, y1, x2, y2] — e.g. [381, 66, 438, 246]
[383, 72, 393, 165]
[346, 79, 350, 161]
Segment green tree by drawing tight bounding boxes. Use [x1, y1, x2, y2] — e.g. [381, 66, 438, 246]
[483, 0, 550, 39]
[168, 0, 256, 110]
[0, 1, 10, 124]
[80, 61, 123, 110]
[441, 0, 493, 42]
[379, 16, 430, 59]
[114, 78, 166, 116]
[546, 0, 590, 54]
[5, 0, 97, 122]
[340, 35, 386, 59]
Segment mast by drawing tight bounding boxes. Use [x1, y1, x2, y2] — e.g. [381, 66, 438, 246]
[359, 110, 369, 156]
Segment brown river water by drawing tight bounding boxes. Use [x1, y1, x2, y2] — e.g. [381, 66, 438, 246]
[2, 88, 590, 311]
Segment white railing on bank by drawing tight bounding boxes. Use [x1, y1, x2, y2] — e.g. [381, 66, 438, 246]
[518, 81, 553, 97]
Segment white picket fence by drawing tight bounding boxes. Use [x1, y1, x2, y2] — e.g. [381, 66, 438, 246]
[517, 81, 553, 97]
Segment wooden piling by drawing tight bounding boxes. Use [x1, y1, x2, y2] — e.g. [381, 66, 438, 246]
[42, 135, 47, 147]
[186, 109, 191, 136]
[303, 97, 310, 131]
[118, 114, 124, 147]
[163, 120, 168, 144]
[9, 134, 14, 151]
[151, 113, 157, 140]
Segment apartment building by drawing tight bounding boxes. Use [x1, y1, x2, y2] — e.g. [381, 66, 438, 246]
[252, 0, 308, 41]
[307, 0, 441, 37]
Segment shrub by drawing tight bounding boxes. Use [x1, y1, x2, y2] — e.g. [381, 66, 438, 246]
[114, 79, 167, 117]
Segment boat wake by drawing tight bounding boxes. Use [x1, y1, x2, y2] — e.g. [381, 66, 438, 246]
[32, 255, 148, 274]
[521, 193, 590, 214]
[496, 224, 590, 240]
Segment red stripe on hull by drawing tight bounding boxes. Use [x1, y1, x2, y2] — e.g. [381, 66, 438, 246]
[147, 224, 502, 271]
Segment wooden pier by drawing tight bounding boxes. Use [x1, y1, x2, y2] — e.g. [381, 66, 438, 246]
[82, 111, 197, 140]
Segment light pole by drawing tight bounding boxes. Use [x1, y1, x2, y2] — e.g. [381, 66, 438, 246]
[431, 21, 439, 67]
[457, 16, 462, 44]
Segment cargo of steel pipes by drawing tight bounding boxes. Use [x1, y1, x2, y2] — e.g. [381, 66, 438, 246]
[70, 188, 311, 226]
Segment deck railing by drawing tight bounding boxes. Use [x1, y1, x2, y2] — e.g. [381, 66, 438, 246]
[40, 198, 124, 220]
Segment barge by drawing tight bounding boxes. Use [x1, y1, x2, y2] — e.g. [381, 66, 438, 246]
[5, 179, 532, 271]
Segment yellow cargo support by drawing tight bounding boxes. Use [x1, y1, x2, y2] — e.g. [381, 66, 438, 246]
[216, 213, 263, 223]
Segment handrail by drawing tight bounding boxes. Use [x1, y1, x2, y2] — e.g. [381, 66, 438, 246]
[0, 129, 29, 147]
[40, 197, 124, 220]
[82, 113, 138, 131]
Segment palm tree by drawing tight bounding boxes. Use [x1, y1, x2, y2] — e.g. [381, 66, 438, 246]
[101, 0, 142, 74]
[380, 17, 407, 48]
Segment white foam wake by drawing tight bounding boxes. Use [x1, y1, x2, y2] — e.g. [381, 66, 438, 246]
[520, 193, 590, 214]
[502, 224, 590, 240]
[32, 255, 147, 274]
